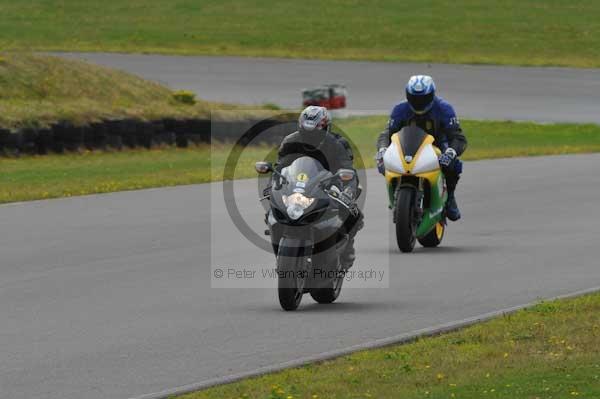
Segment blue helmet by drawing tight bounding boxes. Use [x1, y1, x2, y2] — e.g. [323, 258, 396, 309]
[405, 75, 436, 115]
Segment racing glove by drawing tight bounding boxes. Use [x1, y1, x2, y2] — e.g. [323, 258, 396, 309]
[329, 185, 359, 217]
[439, 148, 457, 167]
[376, 148, 387, 175]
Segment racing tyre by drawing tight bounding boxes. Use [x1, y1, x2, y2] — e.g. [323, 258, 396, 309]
[394, 187, 417, 253]
[418, 222, 445, 248]
[310, 270, 343, 304]
[277, 241, 307, 311]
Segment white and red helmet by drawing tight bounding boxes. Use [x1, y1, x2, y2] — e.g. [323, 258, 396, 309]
[298, 106, 331, 132]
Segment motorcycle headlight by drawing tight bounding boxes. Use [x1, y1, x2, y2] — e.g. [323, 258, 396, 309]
[286, 204, 304, 220]
[282, 193, 315, 220]
[282, 193, 315, 209]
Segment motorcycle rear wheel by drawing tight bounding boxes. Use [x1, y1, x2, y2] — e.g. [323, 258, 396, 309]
[418, 222, 445, 248]
[310, 271, 343, 304]
[394, 187, 417, 253]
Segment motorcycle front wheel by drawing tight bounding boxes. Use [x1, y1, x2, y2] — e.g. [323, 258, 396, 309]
[394, 187, 417, 253]
[276, 242, 308, 311]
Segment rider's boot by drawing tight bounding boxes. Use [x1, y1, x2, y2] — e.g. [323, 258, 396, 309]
[443, 169, 461, 222]
[446, 191, 461, 221]
[340, 238, 356, 270]
[340, 213, 364, 270]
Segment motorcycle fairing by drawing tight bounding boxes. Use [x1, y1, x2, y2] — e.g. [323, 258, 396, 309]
[272, 157, 334, 224]
[383, 129, 448, 239]
[384, 131, 438, 178]
[415, 169, 446, 238]
[399, 125, 428, 159]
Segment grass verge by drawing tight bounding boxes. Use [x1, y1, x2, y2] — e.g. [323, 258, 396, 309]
[1, 1, 599, 68]
[178, 292, 600, 399]
[2, 117, 600, 204]
[0, 52, 244, 129]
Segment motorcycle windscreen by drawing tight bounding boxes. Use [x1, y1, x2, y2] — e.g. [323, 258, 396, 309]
[281, 156, 329, 194]
[399, 126, 428, 158]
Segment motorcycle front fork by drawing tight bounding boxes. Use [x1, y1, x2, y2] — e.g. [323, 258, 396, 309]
[415, 191, 424, 217]
[414, 178, 425, 224]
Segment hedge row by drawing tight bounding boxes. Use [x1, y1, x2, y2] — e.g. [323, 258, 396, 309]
[0, 118, 295, 156]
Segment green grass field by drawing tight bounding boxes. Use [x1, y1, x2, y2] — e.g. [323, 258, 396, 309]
[2, 117, 600, 204]
[0, 1, 599, 67]
[178, 292, 600, 399]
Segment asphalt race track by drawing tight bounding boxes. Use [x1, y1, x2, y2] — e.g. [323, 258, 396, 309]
[3, 54, 600, 398]
[1, 154, 600, 398]
[60, 53, 600, 123]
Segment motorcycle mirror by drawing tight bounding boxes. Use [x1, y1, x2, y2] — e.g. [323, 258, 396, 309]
[337, 169, 355, 182]
[255, 161, 273, 174]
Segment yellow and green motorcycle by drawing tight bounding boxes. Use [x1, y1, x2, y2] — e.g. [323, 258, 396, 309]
[383, 126, 448, 252]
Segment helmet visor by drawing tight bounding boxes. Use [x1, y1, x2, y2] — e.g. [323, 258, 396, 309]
[406, 91, 434, 114]
[300, 118, 319, 131]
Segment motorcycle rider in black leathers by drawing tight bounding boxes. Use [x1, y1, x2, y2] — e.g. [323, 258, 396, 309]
[271, 106, 364, 269]
[376, 75, 467, 220]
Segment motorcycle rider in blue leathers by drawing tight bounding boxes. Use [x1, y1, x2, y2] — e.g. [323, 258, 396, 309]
[375, 75, 467, 221]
